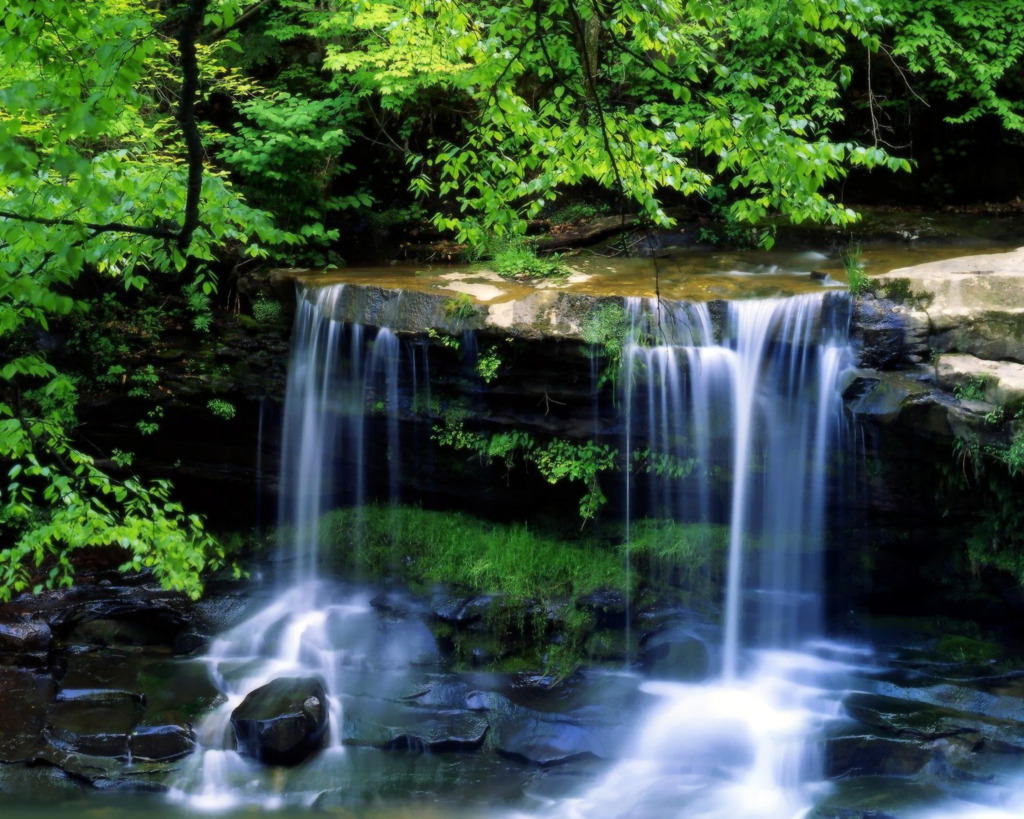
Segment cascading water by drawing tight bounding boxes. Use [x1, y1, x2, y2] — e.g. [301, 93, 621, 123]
[548, 292, 855, 818]
[173, 284, 861, 816]
[169, 284, 425, 811]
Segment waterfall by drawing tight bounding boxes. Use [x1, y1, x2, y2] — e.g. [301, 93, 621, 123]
[171, 283, 855, 816]
[561, 291, 853, 818]
[622, 293, 850, 675]
[169, 283, 416, 810]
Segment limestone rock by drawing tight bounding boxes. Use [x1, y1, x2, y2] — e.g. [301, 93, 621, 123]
[936, 353, 1024, 411]
[876, 246, 1024, 363]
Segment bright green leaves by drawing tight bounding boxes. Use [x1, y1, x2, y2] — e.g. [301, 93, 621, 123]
[220, 91, 364, 260]
[878, 0, 1024, 132]
[318, 0, 905, 246]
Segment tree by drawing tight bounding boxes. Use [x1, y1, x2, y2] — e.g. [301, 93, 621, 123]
[0, 0, 293, 599]
[316, 0, 910, 247]
[877, 0, 1024, 134]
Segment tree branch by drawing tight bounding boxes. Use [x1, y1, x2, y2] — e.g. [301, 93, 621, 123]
[0, 210, 177, 240]
[176, 0, 208, 258]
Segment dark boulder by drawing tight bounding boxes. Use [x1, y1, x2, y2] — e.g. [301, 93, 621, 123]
[638, 626, 710, 681]
[230, 676, 329, 765]
[0, 621, 52, 654]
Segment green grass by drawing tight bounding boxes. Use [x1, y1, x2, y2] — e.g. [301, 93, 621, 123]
[488, 239, 569, 280]
[842, 245, 869, 296]
[318, 503, 628, 603]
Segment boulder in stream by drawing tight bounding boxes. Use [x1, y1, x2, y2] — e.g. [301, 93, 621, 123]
[230, 676, 329, 765]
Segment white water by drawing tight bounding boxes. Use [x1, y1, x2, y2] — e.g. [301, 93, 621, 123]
[564, 293, 854, 818]
[176, 287, 875, 817]
[171, 284, 417, 810]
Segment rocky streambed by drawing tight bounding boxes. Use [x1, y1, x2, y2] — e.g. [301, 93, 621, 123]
[4, 571, 1024, 818]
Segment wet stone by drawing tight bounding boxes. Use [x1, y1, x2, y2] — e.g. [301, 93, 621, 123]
[0, 621, 53, 653]
[638, 627, 710, 682]
[485, 693, 624, 767]
[341, 697, 489, 752]
[129, 724, 195, 762]
[0, 668, 56, 762]
[825, 735, 934, 778]
[576, 590, 628, 630]
[45, 699, 145, 758]
[231, 676, 329, 765]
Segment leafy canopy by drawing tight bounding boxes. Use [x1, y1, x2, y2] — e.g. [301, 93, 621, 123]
[318, 0, 910, 247]
[0, 0, 291, 599]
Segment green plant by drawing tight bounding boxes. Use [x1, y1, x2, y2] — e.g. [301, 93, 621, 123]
[489, 239, 569, 280]
[427, 328, 461, 351]
[127, 364, 159, 398]
[581, 302, 628, 389]
[954, 376, 989, 402]
[137, 405, 163, 436]
[842, 245, 869, 296]
[207, 399, 237, 420]
[443, 293, 475, 323]
[431, 420, 618, 523]
[183, 281, 214, 333]
[252, 292, 284, 324]
[476, 346, 502, 383]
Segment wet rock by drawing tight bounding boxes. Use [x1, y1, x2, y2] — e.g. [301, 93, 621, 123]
[136, 658, 223, 726]
[44, 699, 144, 758]
[129, 724, 195, 762]
[0, 668, 55, 762]
[576, 590, 628, 630]
[341, 697, 489, 752]
[825, 734, 934, 778]
[638, 627, 710, 681]
[231, 676, 329, 765]
[0, 621, 52, 654]
[485, 693, 624, 767]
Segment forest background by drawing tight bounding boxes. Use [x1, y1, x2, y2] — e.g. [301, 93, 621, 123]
[1, 0, 1022, 599]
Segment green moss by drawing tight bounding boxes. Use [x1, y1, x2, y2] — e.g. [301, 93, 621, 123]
[934, 634, 1005, 664]
[318, 503, 630, 603]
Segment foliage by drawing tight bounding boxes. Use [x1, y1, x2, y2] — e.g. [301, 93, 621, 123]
[183, 282, 213, 332]
[476, 346, 502, 384]
[954, 376, 989, 402]
[442, 293, 475, 324]
[220, 91, 370, 263]
[318, 0, 910, 248]
[252, 292, 284, 324]
[878, 0, 1024, 133]
[489, 240, 569, 280]
[842, 244, 869, 296]
[432, 421, 617, 522]
[581, 302, 628, 389]
[943, 430, 1024, 587]
[0, 0, 278, 600]
[207, 398, 237, 420]
[0, 391, 231, 601]
[319, 503, 628, 603]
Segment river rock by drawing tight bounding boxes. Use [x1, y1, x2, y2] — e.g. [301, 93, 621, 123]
[825, 734, 934, 778]
[576, 589, 628, 630]
[129, 724, 195, 762]
[638, 626, 710, 681]
[875, 246, 1024, 363]
[231, 676, 329, 765]
[0, 668, 55, 762]
[0, 621, 52, 654]
[341, 696, 489, 752]
[44, 699, 144, 758]
[485, 693, 623, 767]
